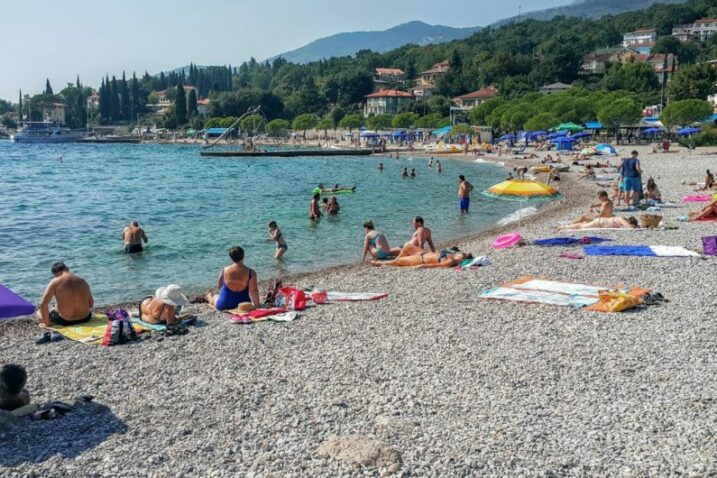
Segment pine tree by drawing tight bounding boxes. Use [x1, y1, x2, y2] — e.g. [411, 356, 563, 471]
[120, 71, 130, 121]
[44, 79, 53, 95]
[131, 72, 141, 120]
[160, 72, 167, 90]
[175, 82, 187, 125]
[76, 75, 82, 89]
[18, 90, 23, 121]
[187, 88, 197, 117]
[110, 76, 120, 122]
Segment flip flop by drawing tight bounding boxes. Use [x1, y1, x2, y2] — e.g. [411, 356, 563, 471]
[35, 332, 52, 345]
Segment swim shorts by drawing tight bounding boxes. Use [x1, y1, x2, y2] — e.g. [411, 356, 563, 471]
[622, 177, 641, 192]
[49, 310, 92, 326]
[459, 197, 470, 211]
[124, 244, 143, 254]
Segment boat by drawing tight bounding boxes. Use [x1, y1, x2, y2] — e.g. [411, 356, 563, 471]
[11, 122, 85, 143]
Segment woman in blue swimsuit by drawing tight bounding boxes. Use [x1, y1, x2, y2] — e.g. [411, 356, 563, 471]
[205, 246, 260, 311]
[362, 220, 401, 261]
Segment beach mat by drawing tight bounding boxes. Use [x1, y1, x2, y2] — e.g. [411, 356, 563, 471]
[584, 245, 699, 257]
[46, 314, 152, 345]
[480, 276, 649, 312]
[326, 292, 389, 302]
[131, 317, 196, 331]
[533, 237, 611, 247]
[229, 308, 297, 324]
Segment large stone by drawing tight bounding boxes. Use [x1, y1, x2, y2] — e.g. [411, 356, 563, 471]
[317, 434, 402, 473]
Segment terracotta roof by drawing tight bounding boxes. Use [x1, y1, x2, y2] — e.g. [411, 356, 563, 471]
[629, 28, 656, 34]
[695, 18, 717, 24]
[365, 89, 415, 98]
[197, 98, 210, 105]
[454, 86, 498, 101]
[375, 68, 404, 76]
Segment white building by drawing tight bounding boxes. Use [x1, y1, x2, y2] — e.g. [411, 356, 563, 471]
[623, 29, 657, 48]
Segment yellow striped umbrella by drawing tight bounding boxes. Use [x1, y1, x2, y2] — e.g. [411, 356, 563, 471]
[483, 179, 561, 201]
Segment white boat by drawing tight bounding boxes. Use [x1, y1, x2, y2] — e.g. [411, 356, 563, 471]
[11, 122, 85, 143]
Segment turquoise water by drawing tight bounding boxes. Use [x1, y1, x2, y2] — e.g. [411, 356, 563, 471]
[0, 141, 524, 305]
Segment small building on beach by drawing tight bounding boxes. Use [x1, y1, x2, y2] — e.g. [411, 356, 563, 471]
[364, 89, 415, 116]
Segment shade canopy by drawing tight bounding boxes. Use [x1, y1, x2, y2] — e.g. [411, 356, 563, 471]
[551, 122, 583, 132]
[483, 179, 562, 201]
[0, 284, 35, 319]
[547, 131, 568, 139]
[570, 132, 591, 139]
[595, 143, 617, 155]
[552, 136, 575, 143]
[642, 127, 664, 134]
[432, 125, 452, 137]
[678, 127, 701, 136]
[584, 121, 603, 129]
[498, 133, 515, 141]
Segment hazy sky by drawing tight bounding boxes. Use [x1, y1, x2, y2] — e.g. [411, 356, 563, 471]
[0, 0, 569, 101]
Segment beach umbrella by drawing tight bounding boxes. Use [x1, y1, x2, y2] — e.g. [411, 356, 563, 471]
[0, 284, 35, 319]
[498, 133, 515, 141]
[678, 127, 701, 136]
[482, 179, 562, 202]
[642, 127, 664, 135]
[547, 131, 568, 139]
[570, 131, 591, 139]
[431, 125, 452, 137]
[581, 147, 597, 156]
[556, 122, 584, 132]
[595, 143, 617, 155]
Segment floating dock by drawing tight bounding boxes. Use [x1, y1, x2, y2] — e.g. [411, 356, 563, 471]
[78, 137, 142, 144]
[200, 148, 375, 157]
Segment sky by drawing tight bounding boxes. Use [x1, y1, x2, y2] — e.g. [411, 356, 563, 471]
[0, 0, 569, 101]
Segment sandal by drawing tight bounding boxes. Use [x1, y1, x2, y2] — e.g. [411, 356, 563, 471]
[35, 332, 52, 345]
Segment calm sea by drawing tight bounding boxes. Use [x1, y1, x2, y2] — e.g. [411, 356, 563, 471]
[0, 141, 526, 305]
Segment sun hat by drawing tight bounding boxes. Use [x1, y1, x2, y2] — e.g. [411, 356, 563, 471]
[236, 302, 255, 313]
[155, 284, 189, 307]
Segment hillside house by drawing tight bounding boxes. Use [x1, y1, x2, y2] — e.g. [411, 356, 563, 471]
[452, 86, 498, 110]
[364, 89, 415, 116]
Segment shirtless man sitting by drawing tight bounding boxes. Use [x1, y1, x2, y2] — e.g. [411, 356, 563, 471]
[570, 190, 614, 224]
[37, 262, 94, 327]
[123, 221, 148, 254]
[403, 216, 436, 253]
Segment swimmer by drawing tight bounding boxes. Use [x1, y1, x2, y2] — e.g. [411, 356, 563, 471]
[310, 193, 322, 220]
[268, 221, 288, 259]
[122, 221, 148, 254]
[378, 162, 384, 172]
[402, 167, 408, 178]
[410, 168, 416, 178]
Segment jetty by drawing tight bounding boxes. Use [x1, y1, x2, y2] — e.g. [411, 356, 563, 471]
[200, 148, 374, 157]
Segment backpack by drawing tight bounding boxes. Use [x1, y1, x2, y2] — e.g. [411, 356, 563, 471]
[703, 236, 717, 256]
[275, 287, 307, 311]
[102, 309, 138, 347]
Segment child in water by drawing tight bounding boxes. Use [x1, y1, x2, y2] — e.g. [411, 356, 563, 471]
[0, 364, 31, 411]
[267, 221, 288, 259]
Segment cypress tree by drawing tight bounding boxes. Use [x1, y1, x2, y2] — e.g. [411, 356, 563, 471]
[120, 71, 130, 121]
[131, 72, 141, 120]
[18, 90, 23, 121]
[175, 82, 187, 125]
[76, 75, 81, 89]
[187, 89, 197, 117]
[110, 76, 120, 122]
[45, 79, 53, 95]
[160, 72, 167, 90]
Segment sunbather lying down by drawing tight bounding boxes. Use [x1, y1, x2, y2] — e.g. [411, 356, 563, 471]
[557, 216, 639, 231]
[689, 199, 717, 221]
[372, 244, 472, 268]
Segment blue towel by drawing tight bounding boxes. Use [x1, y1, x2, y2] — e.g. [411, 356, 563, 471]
[533, 237, 611, 247]
[584, 245, 655, 256]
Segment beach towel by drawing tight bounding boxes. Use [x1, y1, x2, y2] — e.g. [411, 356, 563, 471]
[130, 317, 196, 331]
[45, 314, 152, 345]
[0, 284, 35, 319]
[480, 277, 649, 312]
[533, 237, 610, 247]
[559, 228, 645, 232]
[584, 245, 699, 257]
[229, 307, 296, 324]
[683, 195, 713, 203]
[325, 292, 389, 302]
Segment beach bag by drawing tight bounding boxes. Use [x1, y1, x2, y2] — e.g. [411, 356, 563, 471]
[102, 309, 138, 347]
[263, 279, 283, 306]
[598, 289, 641, 313]
[702, 236, 717, 256]
[275, 287, 306, 311]
[639, 214, 662, 228]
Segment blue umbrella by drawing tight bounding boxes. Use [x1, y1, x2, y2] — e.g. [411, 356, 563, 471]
[678, 127, 701, 136]
[552, 136, 574, 143]
[570, 132, 591, 139]
[498, 133, 515, 141]
[642, 127, 664, 135]
[548, 131, 569, 139]
[595, 143, 617, 155]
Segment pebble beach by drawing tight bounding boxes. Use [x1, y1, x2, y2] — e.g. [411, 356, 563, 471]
[1, 145, 716, 477]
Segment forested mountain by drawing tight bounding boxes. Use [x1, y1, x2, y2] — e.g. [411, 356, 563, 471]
[494, 0, 689, 26]
[273, 21, 482, 64]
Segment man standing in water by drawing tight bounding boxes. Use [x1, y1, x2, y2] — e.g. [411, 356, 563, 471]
[458, 175, 474, 213]
[37, 262, 94, 326]
[122, 221, 148, 254]
[310, 193, 322, 220]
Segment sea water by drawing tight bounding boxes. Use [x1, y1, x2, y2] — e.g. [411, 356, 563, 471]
[0, 141, 529, 304]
